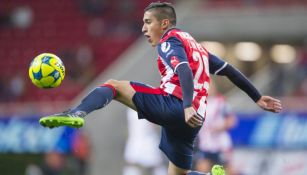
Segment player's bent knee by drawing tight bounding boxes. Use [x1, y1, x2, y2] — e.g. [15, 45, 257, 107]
[104, 79, 132, 93]
[104, 79, 120, 89]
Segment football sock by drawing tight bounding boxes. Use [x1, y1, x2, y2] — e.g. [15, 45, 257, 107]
[70, 85, 116, 115]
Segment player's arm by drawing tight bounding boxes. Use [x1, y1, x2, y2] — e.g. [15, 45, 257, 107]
[177, 64, 203, 127]
[209, 53, 282, 113]
[158, 37, 203, 127]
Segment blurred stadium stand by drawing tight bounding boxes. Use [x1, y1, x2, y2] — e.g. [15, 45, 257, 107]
[204, 0, 307, 8]
[0, 0, 306, 112]
[0, 0, 159, 114]
[1, 0, 307, 175]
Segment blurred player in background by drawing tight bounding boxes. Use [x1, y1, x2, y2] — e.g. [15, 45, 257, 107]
[71, 130, 91, 175]
[123, 108, 166, 175]
[195, 82, 237, 175]
[39, 2, 282, 175]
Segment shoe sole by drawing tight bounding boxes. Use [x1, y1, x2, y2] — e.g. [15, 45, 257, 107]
[211, 165, 225, 175]
[39, 116, 84, 128]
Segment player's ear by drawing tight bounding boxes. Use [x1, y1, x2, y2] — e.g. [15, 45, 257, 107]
[161, 19, 170, 30]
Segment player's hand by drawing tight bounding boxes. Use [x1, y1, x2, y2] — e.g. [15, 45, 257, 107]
[256, 96, 282, 113]
[184, 106, 204, 128]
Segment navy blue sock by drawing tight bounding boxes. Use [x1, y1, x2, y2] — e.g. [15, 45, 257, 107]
[71, 85, 116, 114]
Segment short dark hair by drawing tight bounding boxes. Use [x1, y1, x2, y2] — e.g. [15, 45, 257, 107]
[144, 2, 177, 26]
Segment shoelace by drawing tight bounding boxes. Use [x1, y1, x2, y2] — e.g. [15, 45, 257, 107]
[62, 110, 86, 118]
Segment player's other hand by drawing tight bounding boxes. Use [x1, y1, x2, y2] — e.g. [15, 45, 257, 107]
[184, 106, 204, 128]
[256, 96, 282, 113]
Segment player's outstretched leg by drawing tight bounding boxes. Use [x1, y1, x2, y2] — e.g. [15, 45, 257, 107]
[187, 165, 225, 175]
[39, 83, 117, 128]
[40, 80, 136, 128]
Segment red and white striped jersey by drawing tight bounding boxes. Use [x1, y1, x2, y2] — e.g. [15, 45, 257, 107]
[157, 28, 210, 118]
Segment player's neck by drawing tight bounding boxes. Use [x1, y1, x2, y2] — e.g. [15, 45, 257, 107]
[161, 26, 176, 39]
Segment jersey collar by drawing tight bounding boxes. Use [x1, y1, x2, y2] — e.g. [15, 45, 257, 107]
[160, 27, 180, 40]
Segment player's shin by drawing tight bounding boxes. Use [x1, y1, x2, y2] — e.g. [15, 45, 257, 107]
[70, 85, 116, 115]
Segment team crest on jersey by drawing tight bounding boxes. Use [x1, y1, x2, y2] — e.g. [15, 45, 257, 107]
[161, 42, 171, 53]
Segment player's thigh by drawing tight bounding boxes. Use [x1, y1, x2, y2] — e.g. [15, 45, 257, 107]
[104, 79, 136, 110]
[168, 161, 189, 175]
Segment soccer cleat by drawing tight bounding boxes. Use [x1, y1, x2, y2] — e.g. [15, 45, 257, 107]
[39, 110, 86, 128]
[211, 165, 225, 175]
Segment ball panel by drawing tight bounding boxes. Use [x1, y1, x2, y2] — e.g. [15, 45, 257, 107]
[31, 59, 42, 73]
[28, 66, 34, 80]
[40, 76, 55, 87]
[41, 63, 55, 77]
[50, 70, 60, 80]
[50, 77, 62, 88]
[33, 70, 42, 80]
[41, 56, 52, 64]
[32, 78, 43, 88]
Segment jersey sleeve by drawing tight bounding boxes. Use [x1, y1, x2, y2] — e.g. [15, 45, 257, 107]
[208, 53, 228, 75]
[158, 37, 189, 73]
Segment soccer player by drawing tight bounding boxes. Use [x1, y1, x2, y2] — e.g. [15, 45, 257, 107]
[39, 2, 282, 175]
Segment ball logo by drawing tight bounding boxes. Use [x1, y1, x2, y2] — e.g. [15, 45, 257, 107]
[161, 42, 170, 53]
[56, 62, 65, 75]
[42, 56, 49, 62]
[54, 72, 60, 78]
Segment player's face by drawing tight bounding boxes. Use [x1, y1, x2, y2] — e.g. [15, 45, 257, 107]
[142, 11, 165, 47]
